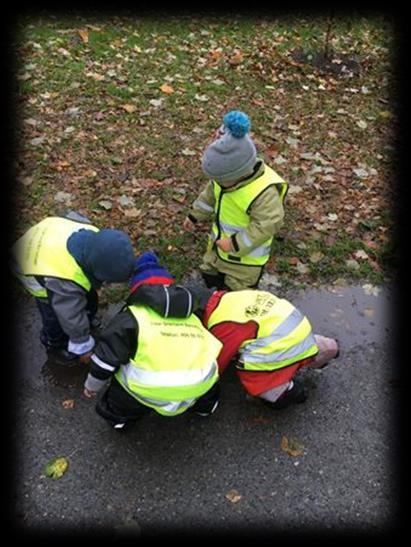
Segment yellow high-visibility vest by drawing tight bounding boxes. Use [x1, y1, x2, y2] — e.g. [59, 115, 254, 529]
[115, 305, 222, 416]
[207, 290, 318, 371]
[211, 165, 288, 266]
[11, 216, 99, 297]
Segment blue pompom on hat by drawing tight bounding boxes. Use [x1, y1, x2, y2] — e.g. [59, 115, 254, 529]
[129, 251, 174, 293]
[222, 110, 251, 138]
[201, 110, 257, 186]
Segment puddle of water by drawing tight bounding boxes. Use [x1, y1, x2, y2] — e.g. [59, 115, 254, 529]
[286, 283, 394, 349]
[13, 302, 90, 387]
[41, 358, 89, 389]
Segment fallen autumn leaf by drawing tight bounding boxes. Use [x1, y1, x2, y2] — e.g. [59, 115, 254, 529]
[280, 435, 304, 457]
[44, 457, 69, 479]
[225, 489, 242, 503]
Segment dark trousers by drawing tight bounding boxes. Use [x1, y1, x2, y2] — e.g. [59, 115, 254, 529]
[201, 270, 263, 291]
[36, 289, 98, 349]
[96, 376, 152, 427]
[96, 376, 221, 427]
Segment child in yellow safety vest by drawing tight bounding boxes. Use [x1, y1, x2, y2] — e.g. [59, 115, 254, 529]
[183, 110, 288, 291]
[10, 212, 135, 365]
[83, 252, 223, 430]
[128, 253, 340, 410]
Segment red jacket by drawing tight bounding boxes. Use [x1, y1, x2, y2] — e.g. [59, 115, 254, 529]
[204, 290, 314, 395]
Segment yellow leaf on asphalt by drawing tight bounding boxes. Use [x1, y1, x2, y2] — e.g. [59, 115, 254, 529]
[160, 83, 174, 94]
[78, 29, 89, 43]
[362, 307, 375, 318]
[122, 104, 137, 113]
[225, 489, 242, 503]
[44, 457, 69, 479]
[280, 435, 304, 457]
[62, 399, 75, 409]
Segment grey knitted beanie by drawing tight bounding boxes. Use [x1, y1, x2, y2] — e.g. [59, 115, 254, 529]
[201, 111, 257, 186]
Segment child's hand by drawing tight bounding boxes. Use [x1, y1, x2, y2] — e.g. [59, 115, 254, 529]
[83, 387, 97, 399]
[183, 217, 195, 231]
[216, 238, 233, 252]
[78, 351, 93, 365]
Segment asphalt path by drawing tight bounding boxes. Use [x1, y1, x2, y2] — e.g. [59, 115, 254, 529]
[10, 281, 401, 539]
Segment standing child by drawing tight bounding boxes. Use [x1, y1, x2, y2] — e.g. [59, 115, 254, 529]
[183, 110, 288, 291]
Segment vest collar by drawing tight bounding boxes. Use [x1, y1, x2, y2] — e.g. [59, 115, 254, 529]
[217, 159, 265, 192]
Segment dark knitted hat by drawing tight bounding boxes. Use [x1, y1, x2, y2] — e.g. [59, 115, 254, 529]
[67, 228, 134, 283]
[129, 251, 174, 293]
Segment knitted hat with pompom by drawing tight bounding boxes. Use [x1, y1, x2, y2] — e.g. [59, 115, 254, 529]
[201, 110, 257, 186]
[129, 251, 174, 293]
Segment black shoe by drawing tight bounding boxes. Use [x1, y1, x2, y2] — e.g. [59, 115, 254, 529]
[201, 271, 227, 290]
[46, 346, 78, 365]
[90, 315, 102, 329]
[192, 382, 220, 416]
[194, 399, 219, 417]
[263, 378, 308, 410]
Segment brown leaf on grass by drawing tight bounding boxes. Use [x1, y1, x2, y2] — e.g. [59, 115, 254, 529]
[309, 251, 324, 263]
[122, 104, 137, 113]
[62, 399, 75, 409]
[52, 160, 71, 171]
[266, 144, 279, 158]
[78, 29, 89, 44]
[85, 72, 105, 81]
[160, 83, 174, 94]
[83, 168, 97, 178]
[280, 435, 304, 457]
[208, 49, 223, 63]
[229, 51, 244, 65]
[123, 207, 141, 218]
[225, 489, 242, 503]
[353, 249, 369, 260]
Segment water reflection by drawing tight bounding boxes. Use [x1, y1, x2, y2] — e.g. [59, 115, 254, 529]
[41, 357, 89, 389]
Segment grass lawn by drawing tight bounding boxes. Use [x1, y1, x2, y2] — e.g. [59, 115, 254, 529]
[12, 11, 398, 293]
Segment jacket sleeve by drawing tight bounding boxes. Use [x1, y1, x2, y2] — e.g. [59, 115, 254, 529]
[188, 181, 215, 222]
[231, 185, 284, 256]
[84, 309, 138, 393]
[128, 283, 214, 319]
[44, 277, 95, 354]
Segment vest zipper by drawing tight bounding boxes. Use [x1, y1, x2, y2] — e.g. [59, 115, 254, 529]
[214, 187, 225, 249]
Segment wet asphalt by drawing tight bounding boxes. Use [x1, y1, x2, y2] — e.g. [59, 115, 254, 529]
[10, 281, 401, 538]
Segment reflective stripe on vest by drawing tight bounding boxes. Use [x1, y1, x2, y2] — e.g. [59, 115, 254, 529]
[115, 305, 222, 416]
[117, 362, 216, 415]
[11, 217, 99, 296]
[206, 290, 318, 372]
[212, 165, 287, 266]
